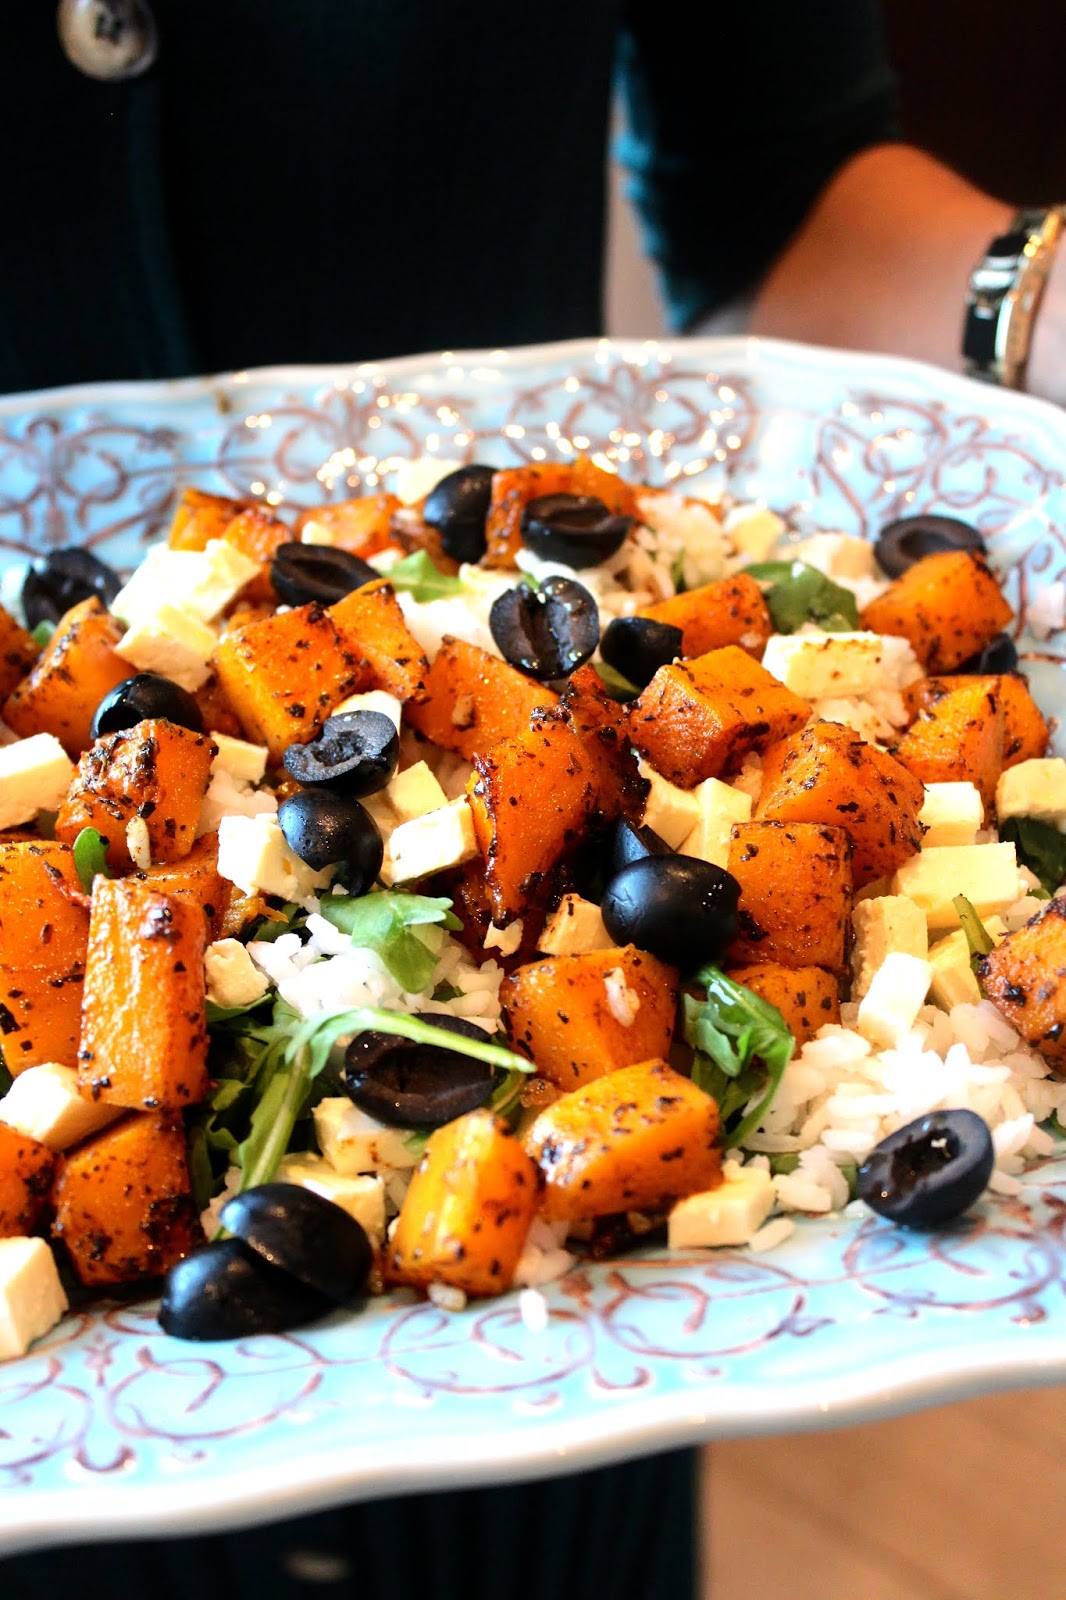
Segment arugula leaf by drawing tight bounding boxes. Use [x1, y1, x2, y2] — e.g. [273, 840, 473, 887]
[593, 660, 641, 701]
[953, 893, 996, 973]
[31, 620, 55, 649]
[72, 827, 113, 893]
[321, 890, 462, 991]
[385, 549, 466, 602]
[745, 559, 859, 633]
[684, 964, 795, 1148]
[999, 817, 1066, 897]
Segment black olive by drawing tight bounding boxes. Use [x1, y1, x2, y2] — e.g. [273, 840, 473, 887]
[874, 514, 987, 579]
[609, 819, 673, 878]
[158, 1236, 333, 1341]
[520, 494, 633, 570]
[220, 1182, 374, 1308]
[601, 855, 740, 970]
[489, 577, 599, 680]
[344, 1012, 496, 1128]
[277, 790, 383, 887]
[856, 1108, 995, 1228]
[600, 616, 683, 689]
[21, 546, 122, 629]
[282, 710, 399, 797]
[956, 632, 1019, 674]
[421, 464, 495, 564]
[90, 673, 204, 740]
[270, 542, 379, 606]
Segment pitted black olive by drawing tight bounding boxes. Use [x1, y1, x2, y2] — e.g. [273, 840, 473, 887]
[282, 709, 399, 796]
[957, 632, 1019, 674]
[278, 790, 383, 887]
[220, 1182, 373, 1307]
[21, 546, 122, 630]
[489, 576, 599, 680]
[344, 1013, 496, 1128]
[874, 514, 987, 579]
[520, 494, 633, 569]
[270, 542, 379, 606]
[158, 1236, 333, 1341]
[856, 1108, 995, 1228]
[600, 617, 683, 689]
[90, 673, 204, 740]
[601, 855, 740, 969]
[609, 819, 673, 878]
[422, 464, 495, 564]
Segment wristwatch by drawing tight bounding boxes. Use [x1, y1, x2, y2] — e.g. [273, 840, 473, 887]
[963, 206, 1066, 388]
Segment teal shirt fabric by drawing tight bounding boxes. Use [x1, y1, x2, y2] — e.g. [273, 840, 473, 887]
[3, 1, 897, 393]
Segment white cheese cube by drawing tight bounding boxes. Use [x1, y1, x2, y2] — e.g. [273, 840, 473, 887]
[850, 895, 928, 1000]
[114, 603, 216, 692]
[0, 1237, 68, 1359]
[392, 457, 463, 506]
[760, 631, 884, 699]
[891, 842, 1025, 931]
[299, 519, 337, 545]
[313, 1097, 420, 1173]
[919, 782, 984, 847]
[210, 732, 269, 786]
[484, 919, 524, 956]
[387, 761, 448, 823]
[204, 938, 271, 1010]
[856, 952, 933, 1048]
[0, 733, 74, 828]
[329, 690, 403, 732]
[668, 1165, 775, 1249]
[724, 506, 786, 563]
[538, 895, 614, 956]
[996, 758, 1066, 828]
[0, 1063, 123, 1151]
[639, 759, 701, 849]
[386, 797, 478, 884]
[111, 540, 259, 627]
[216, 813, 332, 900]
[196, 767, 278, 838]
[789, 532, 877, 580]
[927, 917, 1006, 1010]
[679, 777, 752, 868]
[275, 1153, 386, 1245]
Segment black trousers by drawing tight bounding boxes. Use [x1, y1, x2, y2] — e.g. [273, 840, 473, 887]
[2, 1449, 697, 1600]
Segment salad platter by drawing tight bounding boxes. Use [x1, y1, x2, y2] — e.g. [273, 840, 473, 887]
[2, 335, 1066, 1556]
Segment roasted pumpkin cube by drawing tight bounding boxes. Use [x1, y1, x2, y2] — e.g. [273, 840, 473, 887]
[213, 601, 362, 760]
[0, 842, 89, 1073]
[167, 487, 247, 549]
[524, 1060, 722, 1222]
[0, 967, 85, 1075]
[212, 504, 291, 601]
[388, 1110, 540, 1297]
[627, 645, 810, 788]
[500, 945, 678, 1089]
[78, 877, 209, 1112]
[723, 963, 840, 1047]
[727, 820, 853, 971]
[556, 665, 647, 822]
[294, 493, 399, 558]
[329, 580, 429, 704]
[51, 1112, 199, 1287]
[2, 597, 131, 757]
[405, 637, 558, 760]
[483, 456, 636, 569]
[0, 602, 39, 700]
[133, 831, 228, 940]
[56, 719, 217, 870]
[0, 1121, 57, 1238]
[861, 551, 1013, 673]
[193, 670, 245, 739]
[893, 678, 1005, 817]
[638, 574, 773, 660]
[903, 672, 1048, 771]
[755, 720, 925, 886]
[977, 896, 1066, 1073]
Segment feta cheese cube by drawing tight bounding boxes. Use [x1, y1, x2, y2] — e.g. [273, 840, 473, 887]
[0, 1062, 123, 1150]
[111, 540, 259, 627]
[197, 767, 278, 838]
[386, 761, 447, 823]
[760, 631, 884, 699]
[114, 603, 216, 691]
[392, 457, 463, 506]
[996, 758, 1066, 829]
[639, 759, 701, 849]
[313, 1097, 420, 1173]
[210, 732, 269, 786]
[204, 938, 271, 1010]
[217, 813, 332, 900]
[0, 1237, 68, 1359]
[668, 1165, 775, 1249]
[856, 951, 933, 1047]
[299, 519, 337, 546]
[484, 919, 524, 956]
[0, 733, 75, 828]
[850, 895, 928, 1000]
[679, 777, 752, 868]
[386, 797, 478, 884]
[329, 689, 403, 732]
[891, 842, 1025, 931]
[927, 917, 1006, 1010]
[275, 1153, 386, 1245]
[919, 782, 984, 847]
[538, 895, 613, 956]
[789, 532, 877, 580]
[725, 506, 786, 563]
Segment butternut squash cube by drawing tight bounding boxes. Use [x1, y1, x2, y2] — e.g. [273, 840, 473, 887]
[861, 550, 1013, 673]
[0, 842, 89, 1072]
[903, 672, 1049, 771]
[3, 597, 131, 757]
[977, 896, 1066, 1073]
[483, 457, 636, 568]
[0, 602, 39, 700]
[893, 678, 1005, 817]
[638, 573, 773, 659]
[389, 1110, 540, 1297]
[133, 831, 228, 941]
[167, 487, 247, 550]
[727, 820, 853, 971]
[294, 493, 399, 557]
[723, 963, 841, 1047]
[557, 665, 647, 822]
[500, 944, 678, 1089]
[0, 1121, 57, 1238]
[405, 636, 558, 760]
[329, 580, 430, 704]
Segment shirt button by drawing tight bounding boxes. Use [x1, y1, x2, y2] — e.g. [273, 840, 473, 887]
[57, 0, 158, 81]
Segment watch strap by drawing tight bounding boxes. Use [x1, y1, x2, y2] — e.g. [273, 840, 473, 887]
[963, 205, 1066, 388]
